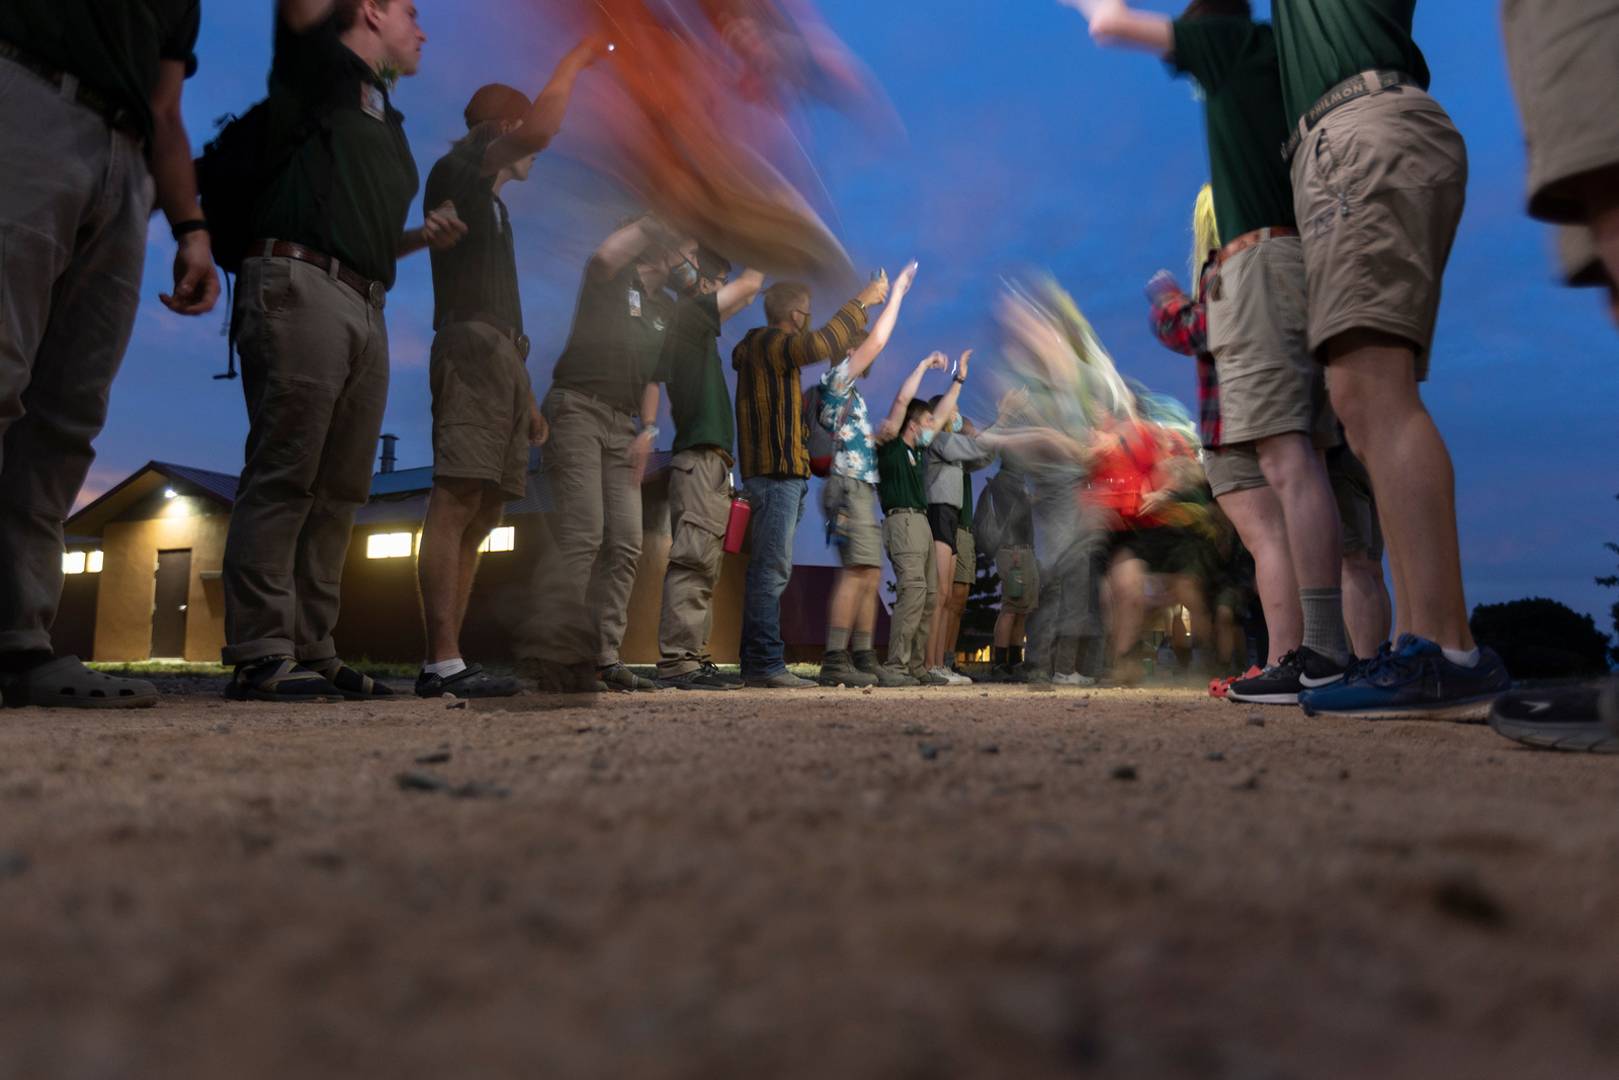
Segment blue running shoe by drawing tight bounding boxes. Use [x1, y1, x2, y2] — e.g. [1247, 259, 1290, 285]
[1297, 634, 1510, 721]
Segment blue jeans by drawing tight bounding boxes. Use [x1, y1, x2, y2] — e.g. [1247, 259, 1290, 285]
[740, 475, 806, 677]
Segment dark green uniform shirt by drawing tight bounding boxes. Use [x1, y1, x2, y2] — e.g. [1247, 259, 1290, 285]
[425, 133, 522, 334]
[552, 259, 673, 416]
[0, 0, 201, 144]
[1272, 0, 1431, 128]
[962, 473, 974, 519]
[250, 15, 419, 288]
[655, 292, 735, 456]
[1172, 17, 1297, 237]
[878, 438, 927, 514]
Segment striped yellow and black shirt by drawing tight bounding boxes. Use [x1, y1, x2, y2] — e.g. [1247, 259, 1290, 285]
[732, 300, 869, 480]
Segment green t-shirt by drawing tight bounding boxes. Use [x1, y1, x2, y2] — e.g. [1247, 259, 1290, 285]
[425, 133, 522, 334]
[251, 15, 420, 288]
[655, 292, 735, 455]
[0, 0, 200, 144]
[1172, 17, 1297, 237]
[1272, 0, 1431, 128]
[552, 259, 674, 415]
[877, 438, 927, 514]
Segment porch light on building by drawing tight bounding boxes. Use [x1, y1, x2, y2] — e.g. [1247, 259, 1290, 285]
[87, 551, 104, 573]
[62, 551, 87, 575]
[366, 531, 415, 560]
[478, 526, 516, 554]
[163, 488, 178, 500]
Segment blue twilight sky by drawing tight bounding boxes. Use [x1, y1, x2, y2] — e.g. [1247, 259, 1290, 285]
[95, 0, 1617, 625]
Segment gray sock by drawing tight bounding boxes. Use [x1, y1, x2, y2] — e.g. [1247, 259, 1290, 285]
[827, 627, 852, 655]
[851, 631, 873, 654]
[1300, 588, 1350, 665]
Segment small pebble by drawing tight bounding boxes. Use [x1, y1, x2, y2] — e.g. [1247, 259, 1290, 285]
[919, 742, 942, 761]
[1233, 774, 1261, 791]
[396, 770, 450, 793]
[415, 751, 452, 765]
[1110, 765, 1138, 782]
[0, 851, 30, 880]
[980, 744, 1001, 755]
[1247, 715, 1266, 727]
[1205, 751, 1226, 762]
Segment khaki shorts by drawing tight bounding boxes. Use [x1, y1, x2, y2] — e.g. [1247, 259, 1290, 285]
[1203, 444, 1267, 499]
[1209, 236, 1337, 446]
[1328, 446, 1384, 561]
[430, 321, 533, 499]
[823, 474, 883, 568]
[996, 546, 1039, 615]
[1291, 86, 1468, 376]
[954, 527, 976, 586]
[1503, 0, 1619, 226]
[1558, 225, 1612, 289]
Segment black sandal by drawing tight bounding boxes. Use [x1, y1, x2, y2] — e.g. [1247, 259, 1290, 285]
[415, 663, 522, 700]
[303, 659, 396, 701]
[225, 658, 343, 703]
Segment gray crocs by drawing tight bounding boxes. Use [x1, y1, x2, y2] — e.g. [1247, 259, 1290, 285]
[5, 656, 158, 709]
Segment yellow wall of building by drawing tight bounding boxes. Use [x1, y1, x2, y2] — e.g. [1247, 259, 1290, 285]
[93, 500, 229, 662]
[619, 535, 747, 665]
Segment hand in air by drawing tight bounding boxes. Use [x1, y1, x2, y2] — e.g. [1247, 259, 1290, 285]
[952, 349, 973, 382]
[894, 260, 919, 297]
[858, 268, 890, 308]
[1146, 270, 1182, 302]
[921, 350, 949, 372]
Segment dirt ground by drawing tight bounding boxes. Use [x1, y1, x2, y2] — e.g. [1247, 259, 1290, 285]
[2, 681, 1617, 1080]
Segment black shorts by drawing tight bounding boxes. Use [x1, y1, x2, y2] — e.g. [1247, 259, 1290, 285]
[927, 504, 960, 550]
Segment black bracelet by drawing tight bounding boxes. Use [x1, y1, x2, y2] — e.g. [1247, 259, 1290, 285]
[172, 219, 210, 242]
[952, 376, 966, 385]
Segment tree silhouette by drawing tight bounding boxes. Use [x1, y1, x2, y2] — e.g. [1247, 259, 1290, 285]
[1470, 597, 1612, 679]
[1599, 493, 1619, 667]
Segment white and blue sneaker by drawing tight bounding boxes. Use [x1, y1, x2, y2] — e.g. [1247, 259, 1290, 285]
[1298, 634, 1510, 721]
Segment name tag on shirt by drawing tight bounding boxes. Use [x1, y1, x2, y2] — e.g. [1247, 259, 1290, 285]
[361, 84, 387, 122]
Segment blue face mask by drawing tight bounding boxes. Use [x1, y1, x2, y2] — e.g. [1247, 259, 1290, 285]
[669, 260, 699, 292]
[918, 429, 936, 448]
[950, 415, 963, 434]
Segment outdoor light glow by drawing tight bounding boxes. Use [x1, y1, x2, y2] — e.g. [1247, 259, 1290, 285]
[479, 526, 516, 554]
[366, 532, 414, 560]
[163, 488, 178, 500]
[87, 551, 104, 574]
[62, 551, 87, 575]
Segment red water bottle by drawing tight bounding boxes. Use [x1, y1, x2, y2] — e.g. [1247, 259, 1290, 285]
[723, 495, 752, 555]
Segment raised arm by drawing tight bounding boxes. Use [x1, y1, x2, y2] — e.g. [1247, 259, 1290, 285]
[150, 60, 218, 316]
[280, 0, 337, 33]
[717, 269, 766, 322]
[923, 350, 971, 436]
[782, 274, 887, 369]
[847, 260, 918, 381]
[592, 215, 678, 280]
[877, 351, 947, 443]
[1059, 0, 1173, 56]
[483, 38, 605, 175]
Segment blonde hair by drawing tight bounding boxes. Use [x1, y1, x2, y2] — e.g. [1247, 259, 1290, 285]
[1191, 184, 1220, 287]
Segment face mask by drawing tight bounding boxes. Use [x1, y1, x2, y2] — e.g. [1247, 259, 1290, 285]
[918, 429, 936, 448]
[950, 415, 963, 434]
[669, 260, 698, 292]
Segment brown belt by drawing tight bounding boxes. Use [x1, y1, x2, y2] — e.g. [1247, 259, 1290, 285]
[1216, 226, 1300, 267]
[254, 240, 387, 310]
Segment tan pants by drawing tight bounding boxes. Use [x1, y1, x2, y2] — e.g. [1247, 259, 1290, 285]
[883, 510, 936, 673]
[0, 59, 153, 655]
[657, 448, 731, 676]
[222, 257, 390, 665]
[530, 387, 643, 667]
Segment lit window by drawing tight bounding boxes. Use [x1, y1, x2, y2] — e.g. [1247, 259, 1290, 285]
[62, 551, 87, 575]
[366, 531, 415, 559]
[479, 526, 515, 554]
[87, 551, 104, 573]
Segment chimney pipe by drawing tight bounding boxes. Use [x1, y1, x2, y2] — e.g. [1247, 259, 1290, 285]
[379, 433, 398, 475]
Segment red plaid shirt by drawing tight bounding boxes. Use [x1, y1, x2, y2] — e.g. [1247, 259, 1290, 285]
[1149, 258, 1221, 448]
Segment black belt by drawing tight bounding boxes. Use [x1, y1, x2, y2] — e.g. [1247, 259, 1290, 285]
[0, 39, 143, 139]
[440, 312, 530, 361]
[1282, 69, 1421, 163]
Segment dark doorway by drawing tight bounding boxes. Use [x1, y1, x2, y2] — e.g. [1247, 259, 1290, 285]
[151, 550, 191, 659]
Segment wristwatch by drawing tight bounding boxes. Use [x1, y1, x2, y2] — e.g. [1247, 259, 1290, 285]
[639, 423, 661, 441]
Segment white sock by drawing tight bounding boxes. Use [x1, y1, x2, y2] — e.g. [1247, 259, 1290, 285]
[1440, 646, 1481, 668]
[424, 658, 467, 678]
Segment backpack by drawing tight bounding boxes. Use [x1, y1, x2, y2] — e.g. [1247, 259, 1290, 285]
[804, 383, 849, 478]
[973, 471, 1010, 555]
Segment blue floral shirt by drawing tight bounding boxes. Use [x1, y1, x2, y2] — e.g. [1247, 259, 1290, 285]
[818, 358, 879, 485]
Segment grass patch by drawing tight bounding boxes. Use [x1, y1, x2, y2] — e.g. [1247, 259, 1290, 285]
[88, 661, 230, 677]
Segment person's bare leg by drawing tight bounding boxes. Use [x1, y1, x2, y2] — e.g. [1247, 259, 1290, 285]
[1215, 605, 1238, 668]
[946, 581, 969, 665]
[1108, 552, 1147, 668]
[1327, 331, 1474, 651]
[855, 570, 880, 636]
[926, 540, 955, 668]
[419, 479, 485, 664]
[452, 493, 504, 638]
[994, 610, 1015, 649]
[1257, 432, 1347, 661]
[1341, 550, 1392, 658]
[1216, 487, 1301, 665]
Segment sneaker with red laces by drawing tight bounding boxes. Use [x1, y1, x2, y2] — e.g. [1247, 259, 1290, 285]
[1210, 666, 1261, 699]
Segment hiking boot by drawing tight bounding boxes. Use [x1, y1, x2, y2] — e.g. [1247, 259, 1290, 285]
[915, 668, 951, 687]
[744, 670, 818, 690]
[1298, 635, 1510, 721]
[1228, 647, 1347, 706]
[1489, 680, 1618, 753]
[988, 663, 1016, 683]
[226, 657, 343, 703]
[599, 662, 659, 692]
[659, 662, 742, 691]
[817, 651, 879, 688]
[415, 663, 521, 700]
